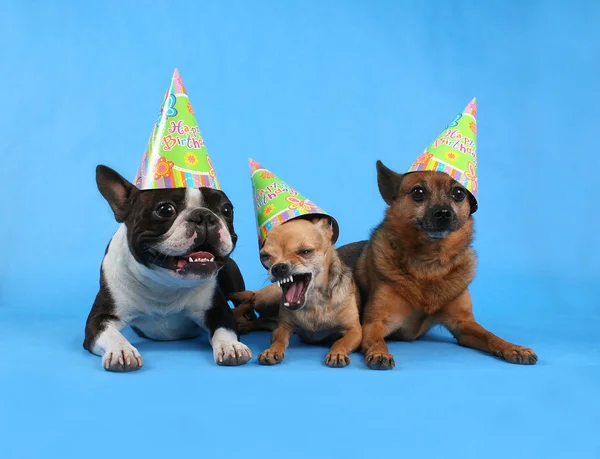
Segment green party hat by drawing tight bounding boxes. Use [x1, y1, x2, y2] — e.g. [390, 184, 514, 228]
[133, 68, 221, 190]
[249, 159, 339, 248]
[407, 98, 478, 211]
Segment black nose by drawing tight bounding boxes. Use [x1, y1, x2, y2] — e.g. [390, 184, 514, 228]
[271, 263, 290, 278]
[434, 207, 452, 220]
[188, 208, 218, 228]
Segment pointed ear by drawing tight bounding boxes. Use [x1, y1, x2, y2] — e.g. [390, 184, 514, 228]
[376, 160, 403, 206]
[312, 217, 334, 242]
[96, 165, 138, 223]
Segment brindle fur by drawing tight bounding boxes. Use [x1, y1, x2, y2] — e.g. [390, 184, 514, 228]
[351, 161, 537, 369]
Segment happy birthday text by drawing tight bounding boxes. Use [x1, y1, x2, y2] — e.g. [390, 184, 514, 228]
[162, 120, 204, 151]
[255, 182, 298, 207]
[434, 129, 475, 157]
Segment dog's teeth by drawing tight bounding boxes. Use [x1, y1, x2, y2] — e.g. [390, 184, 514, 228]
[284, 302, 290, 306]
[288, 276, 293, 283]
[209, 257, 214, 262]
[277, 281, 281, 287]
[188, 257, 194, 262]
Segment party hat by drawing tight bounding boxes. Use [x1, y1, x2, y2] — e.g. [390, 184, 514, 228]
[249, 159, 339, 248]
[133, 69, 221, 190]
[407, 98, 478, 210]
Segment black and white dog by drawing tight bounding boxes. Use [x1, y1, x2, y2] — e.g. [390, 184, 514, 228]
[83, 165, 252, 371]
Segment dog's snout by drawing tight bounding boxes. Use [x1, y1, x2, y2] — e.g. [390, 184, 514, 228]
[189, 209, 218, 228]
[434, 207, 452, 220]
[271, 263, 290, 278]
[421, 204, 458, 238]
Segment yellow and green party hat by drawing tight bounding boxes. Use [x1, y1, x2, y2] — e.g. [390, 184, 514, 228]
[249, 159, 339, 248]
[407, 98, 478, 211]
[134, 68, 220, 190]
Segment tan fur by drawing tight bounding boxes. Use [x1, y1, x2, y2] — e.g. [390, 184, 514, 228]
[230, 218, 362, 367]
[357, 161, 538, 369]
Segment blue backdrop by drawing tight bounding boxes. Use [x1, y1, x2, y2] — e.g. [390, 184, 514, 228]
[1, 1, 599, 458]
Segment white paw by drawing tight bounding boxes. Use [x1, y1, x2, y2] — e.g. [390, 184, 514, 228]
[213, 341, 252, 366]
[102, 344, 143, 372]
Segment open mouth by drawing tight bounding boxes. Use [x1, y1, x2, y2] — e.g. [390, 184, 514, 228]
[277, 273, 312, 310]
[174, 250, 223, 274]
[149, 249, 226, 276]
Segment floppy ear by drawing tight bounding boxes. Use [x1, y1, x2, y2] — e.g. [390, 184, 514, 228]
[376, 160, 403, 206]
[96, 165, 138, 223]
[312, 217, 334, 242]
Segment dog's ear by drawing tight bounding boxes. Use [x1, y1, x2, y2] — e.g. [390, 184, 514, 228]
[376, 160, 403, 206]
[96, 165, 138, 223]
[468, 194, 478, 214]
[312, 217, 335, 242]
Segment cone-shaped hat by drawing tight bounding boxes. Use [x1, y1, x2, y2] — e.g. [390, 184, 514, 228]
[407, 98, 478, 209]
[134, 69, 220, 190]
[249, 158, 339, 248]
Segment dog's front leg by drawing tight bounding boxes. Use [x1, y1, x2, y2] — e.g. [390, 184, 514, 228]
[229, 283, 282, 334]
[195, 292, 252, 366]
[229, 284, 281, 334]
[360, 285, 407, 370]
[257, 325, 293, 365]
[441, 290, 538, 365]
[84, 312, 143, 372]
[325, 324, 362, 368]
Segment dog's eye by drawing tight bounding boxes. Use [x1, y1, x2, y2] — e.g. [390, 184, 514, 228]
[298, 248, 314, 256]
[155, 203, 176, 219]
[259, 253, 272, 268]
[410, 186, 426, 202]
[452, 187, 466, 202]
[221, 203, 233, 218]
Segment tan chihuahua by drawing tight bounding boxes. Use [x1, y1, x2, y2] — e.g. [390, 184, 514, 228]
[230, 217, 362, 367]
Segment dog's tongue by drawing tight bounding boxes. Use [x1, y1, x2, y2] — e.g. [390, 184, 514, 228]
[285, 278, 305, 304]
[176, 251, 215, 269]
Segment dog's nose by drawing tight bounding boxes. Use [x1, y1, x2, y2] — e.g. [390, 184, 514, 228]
[434, 207, 452, 220]
[188, 209, 218, 228]
[271, 263, 290, 278]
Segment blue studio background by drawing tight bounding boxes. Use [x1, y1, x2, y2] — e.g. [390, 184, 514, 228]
[1, 1, 599, 458]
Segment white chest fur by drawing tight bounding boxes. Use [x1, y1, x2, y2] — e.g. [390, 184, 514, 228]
[102, 225, 217, 338]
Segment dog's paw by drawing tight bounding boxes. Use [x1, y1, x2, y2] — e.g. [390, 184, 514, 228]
[213, 341, 252, 366]
[496, 345, 538, 365]
[258, 348, 284, 365]
[228, 291, 256, 308]
[235, 316, 254, 336]
[232, 302, 258, 322]
[325, 352, 350, 368]
[365, 350, 395, 370]
[102, 344, 143, 372]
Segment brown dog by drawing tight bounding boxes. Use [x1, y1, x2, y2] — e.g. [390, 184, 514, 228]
[340, 160, 538, 370]
[229, 217, 362, 367]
